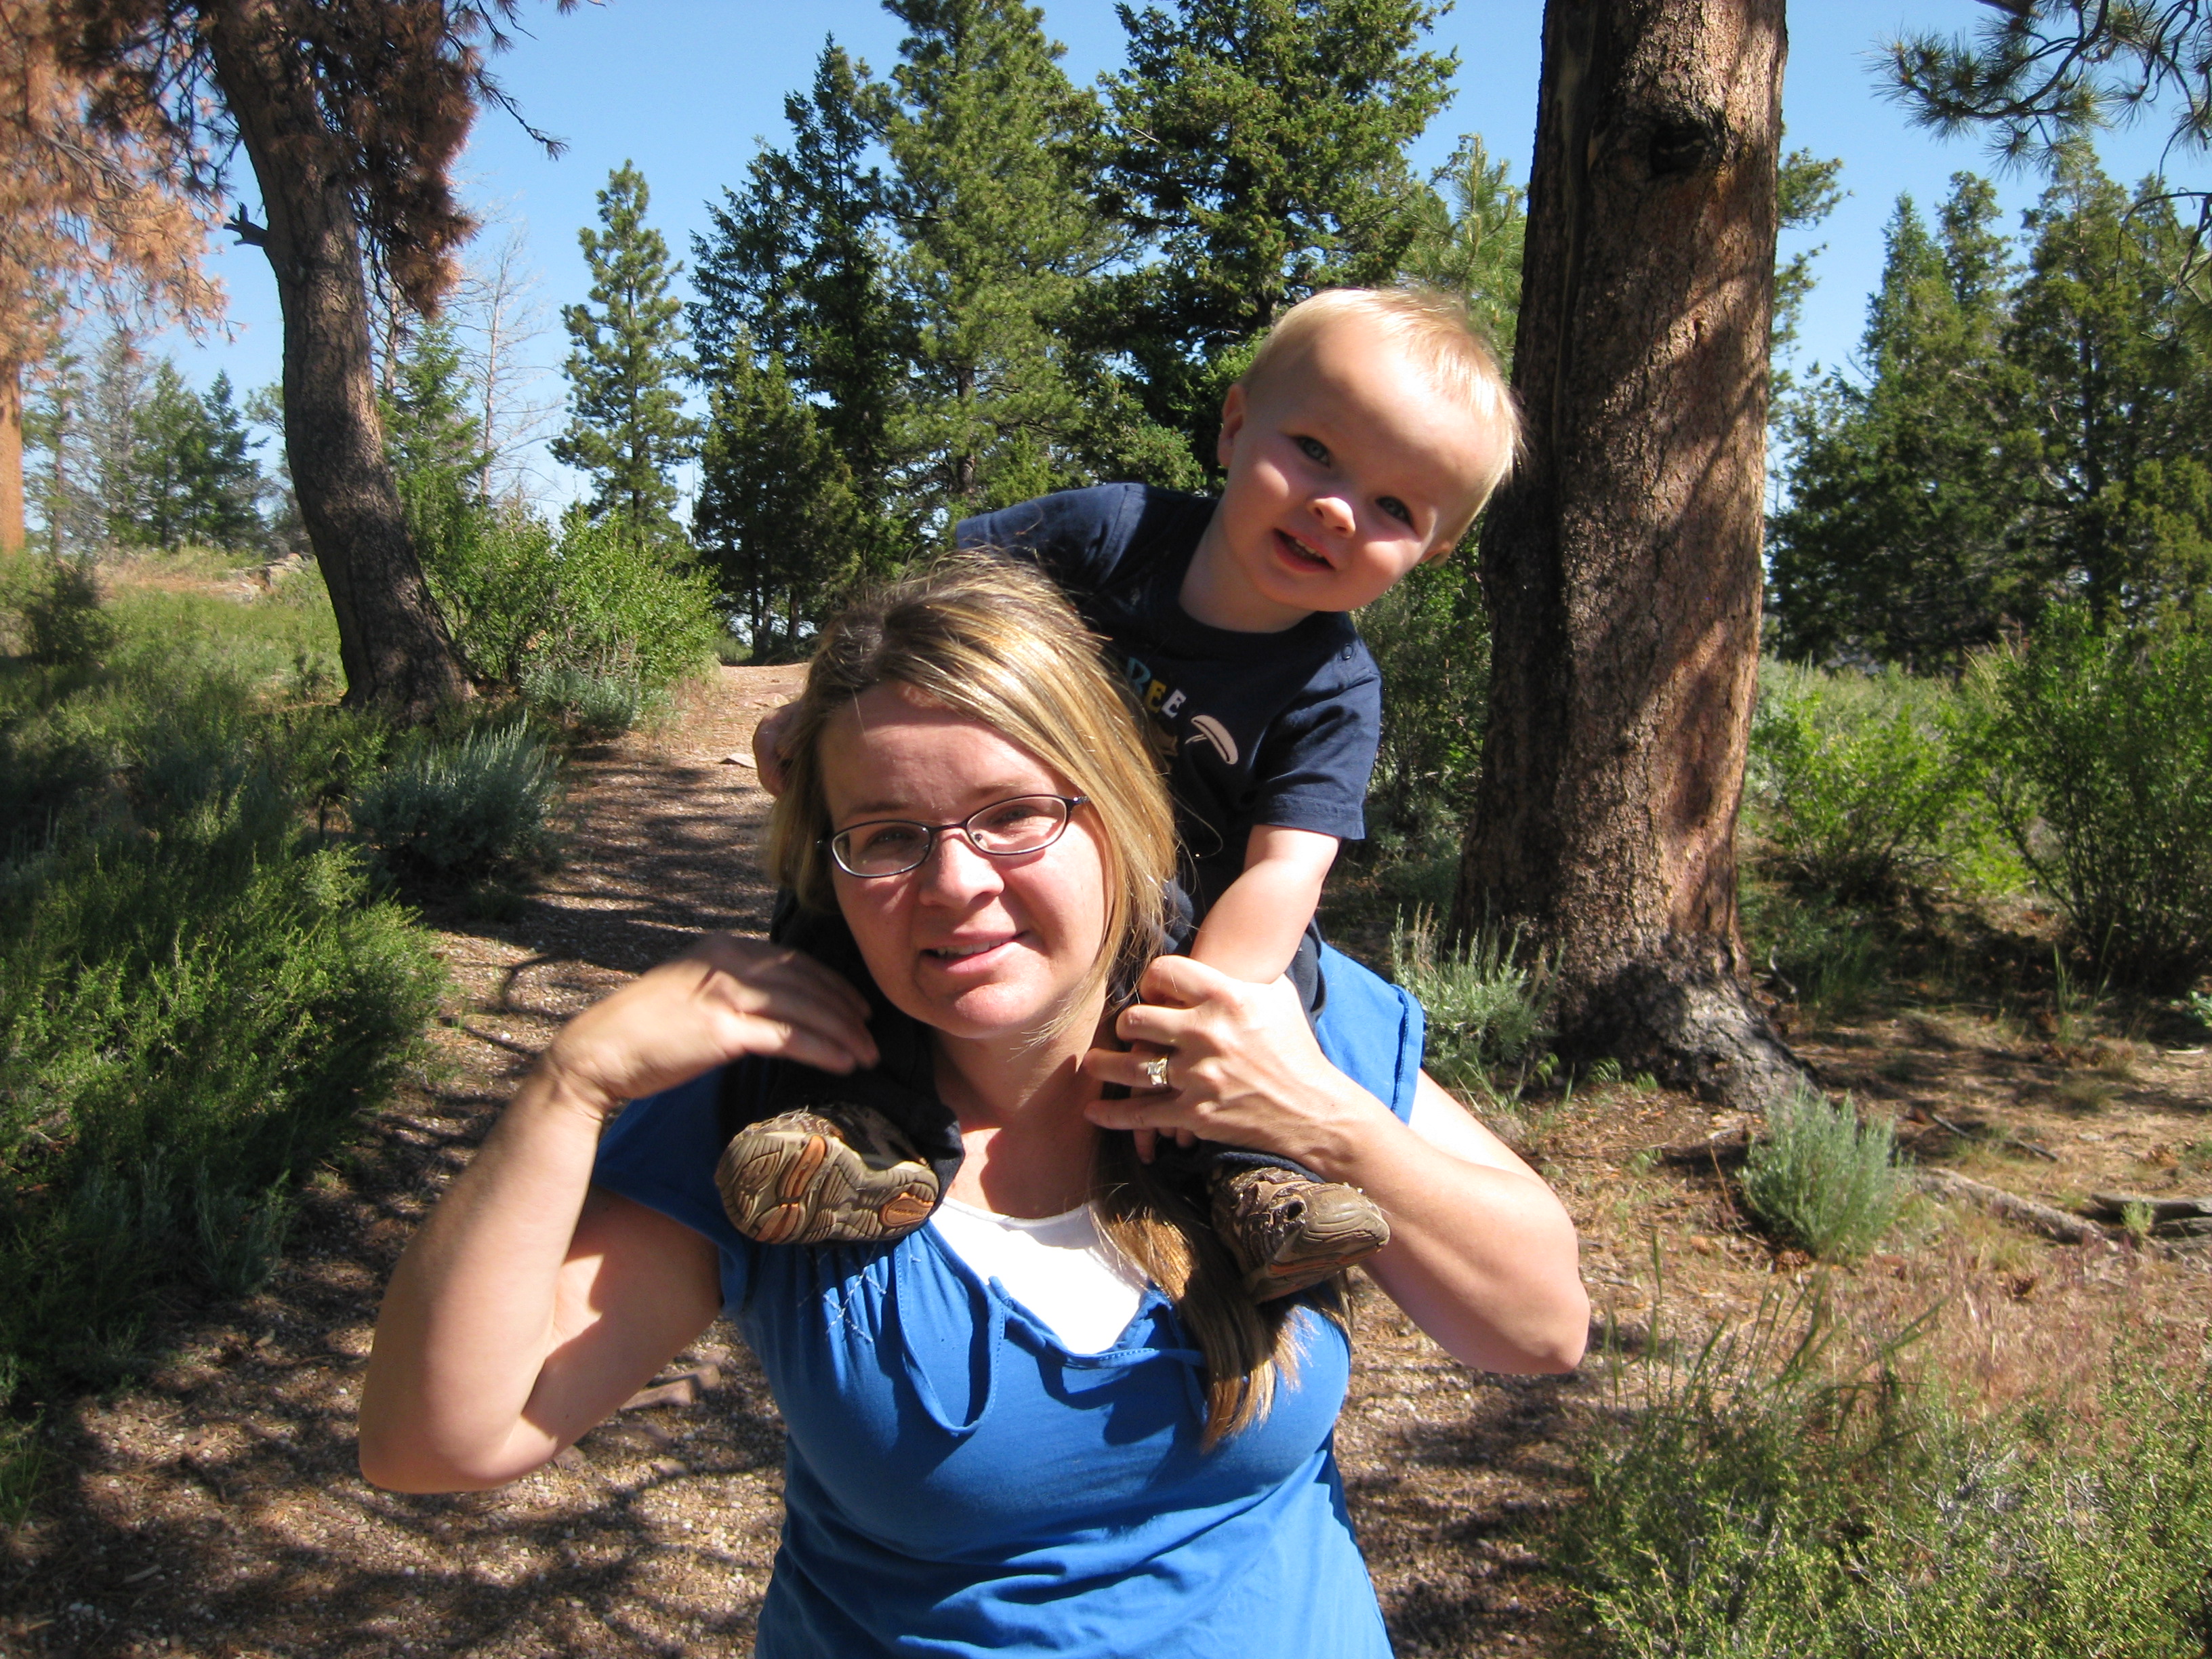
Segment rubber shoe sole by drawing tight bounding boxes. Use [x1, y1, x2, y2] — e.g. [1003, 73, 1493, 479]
[716, 1105, 940, 1246]
[1211, 1164, 1391, 1302]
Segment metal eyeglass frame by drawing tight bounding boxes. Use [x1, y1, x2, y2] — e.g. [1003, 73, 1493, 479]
[823, 794, 1089, 879]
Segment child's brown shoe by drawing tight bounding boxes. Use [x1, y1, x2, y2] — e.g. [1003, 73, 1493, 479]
[1209, 1163, 1391, 1301]
[715, 1103, 940, 1246]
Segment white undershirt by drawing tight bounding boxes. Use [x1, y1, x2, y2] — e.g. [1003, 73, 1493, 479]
[928, 1197, 1151, 1355]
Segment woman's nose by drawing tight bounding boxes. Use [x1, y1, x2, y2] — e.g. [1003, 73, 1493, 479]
[915, 828, 1004, 901]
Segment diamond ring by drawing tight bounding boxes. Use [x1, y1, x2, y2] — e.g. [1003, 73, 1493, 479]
[1139, 1055, 1170, 1090]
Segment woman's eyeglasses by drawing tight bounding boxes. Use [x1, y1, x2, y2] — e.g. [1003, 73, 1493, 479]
[824, 794, 1088, 879]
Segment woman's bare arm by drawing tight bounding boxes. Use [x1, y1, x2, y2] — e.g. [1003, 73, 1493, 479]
[357, 935, 876, 1492]
[1084, 958, 1588, 1374]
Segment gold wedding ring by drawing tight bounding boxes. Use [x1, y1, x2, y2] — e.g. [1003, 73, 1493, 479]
[1139, 1055, 1170, 1090]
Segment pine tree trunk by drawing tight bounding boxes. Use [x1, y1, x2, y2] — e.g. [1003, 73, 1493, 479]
[203, 0, 468, 718]
[0, 359, 23, 555]
[1452, 0, 1803, 1109]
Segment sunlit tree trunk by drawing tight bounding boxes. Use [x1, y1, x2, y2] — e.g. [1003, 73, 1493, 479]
[0, 360, 22, 553]
[204, 0, 467, 716]
[1452, 0, 1803, 1109]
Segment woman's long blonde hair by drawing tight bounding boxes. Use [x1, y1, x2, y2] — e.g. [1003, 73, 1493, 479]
[766, 553, 1328, 1444]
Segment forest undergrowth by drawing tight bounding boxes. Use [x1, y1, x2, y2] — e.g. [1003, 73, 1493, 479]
[1, 558, 2209, 1658]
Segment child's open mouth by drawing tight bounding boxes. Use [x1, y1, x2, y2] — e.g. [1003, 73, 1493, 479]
[1271, 529, 1333, 572]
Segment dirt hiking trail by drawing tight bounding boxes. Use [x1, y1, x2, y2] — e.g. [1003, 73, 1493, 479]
[1, 667, 1589, 1658]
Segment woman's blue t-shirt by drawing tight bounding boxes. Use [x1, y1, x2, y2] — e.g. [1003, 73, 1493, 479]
[592, 943, 1424, 1657]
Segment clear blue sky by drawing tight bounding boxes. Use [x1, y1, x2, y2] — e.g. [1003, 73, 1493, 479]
[165, 1, 2182, 506]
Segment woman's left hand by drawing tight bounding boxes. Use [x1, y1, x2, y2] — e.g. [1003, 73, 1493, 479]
[1080, 955, 1387, 1171]
[1082, 952, 1590, 1376]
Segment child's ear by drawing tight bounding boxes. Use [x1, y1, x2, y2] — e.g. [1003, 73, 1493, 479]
[1214, 382, 1248, 468]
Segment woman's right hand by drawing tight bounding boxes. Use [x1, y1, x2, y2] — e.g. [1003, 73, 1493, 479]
[362, 930, 876, 1492]
[537, 932, 878, 1118]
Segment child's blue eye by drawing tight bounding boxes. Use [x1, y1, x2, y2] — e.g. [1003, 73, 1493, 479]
[1295, 435, 1330, 465]
[1378, 496, 1414, 526]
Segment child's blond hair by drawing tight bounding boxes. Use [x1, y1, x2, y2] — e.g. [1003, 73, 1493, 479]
[1246, 286, 1521, 546]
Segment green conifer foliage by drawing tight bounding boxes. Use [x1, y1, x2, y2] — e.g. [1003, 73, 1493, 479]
[884, 0, 1119, 519]
[1092, 0, 1456, 468]
[553, 163, 699, 535]
[121, 364, 266, 553]
[1401, 135, 1525, 364]
[691, 45, 912, 609]
[382, 321, 491, 591]
[384, 322, 486, 509]
[1771, 146, 1845, 394]
[2007, 150, 2212, 623]
[1769, 180, 2035, 668]
[693, 350, 865, 656]
[188, 373, 266, 552]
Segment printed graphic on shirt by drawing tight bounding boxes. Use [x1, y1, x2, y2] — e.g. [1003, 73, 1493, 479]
[1120, 652, 1237, 766]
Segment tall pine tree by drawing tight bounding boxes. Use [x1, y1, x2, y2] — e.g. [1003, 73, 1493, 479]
[692, 42, 914, 630]
[2007, 148, 2212, 623]
[882, 0, 1118, 521]
[1769, 178, 2032, 668]
[554, 163, 699, 536]
[693, 348, 865, 655]
[1090, 0, 1456, 470]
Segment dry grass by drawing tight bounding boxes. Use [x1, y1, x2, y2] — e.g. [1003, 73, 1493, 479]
[1, 648, 2206, 1657]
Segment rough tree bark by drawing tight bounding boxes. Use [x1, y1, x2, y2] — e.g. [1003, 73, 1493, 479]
[1451, 0, 1804, 1110]
[203, 0, 468, 716]
[0, 361, 21, 553]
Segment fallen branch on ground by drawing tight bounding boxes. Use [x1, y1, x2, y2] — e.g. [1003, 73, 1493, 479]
[1909, 1168, 2113, 1245]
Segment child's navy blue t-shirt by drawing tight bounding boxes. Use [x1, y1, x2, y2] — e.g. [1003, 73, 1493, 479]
[957, 484, 1382, 914]
[592, 942, 1423, 1657]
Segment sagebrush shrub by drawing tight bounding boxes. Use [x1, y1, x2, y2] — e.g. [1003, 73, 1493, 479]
[349, 720, 562, 882]
[523, 664, 644, 741]
[1740, 1086, 1902, 1261]
[1389, 908, 1547, 1094]
[1961, 605, 2212, 991]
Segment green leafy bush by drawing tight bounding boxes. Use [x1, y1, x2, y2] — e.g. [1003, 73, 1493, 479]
[522, 664, 645, 742]
[1357, 555, 1491, 859]
[1561, 1294, 2212, 1659]
[537, 513, 720, 689]
[0, 644, 444, 1406]
[419, 504, 720, 695]
[1740, 1085, 1902, 1261]
[349, 720, 562, 882]
[415, 502, 561, 686]
[1961, 606, 2212, 991]
[1747, 660, 1990, 902]
[18, 558, 120, 668]
[1389, 907, 1547, 1094]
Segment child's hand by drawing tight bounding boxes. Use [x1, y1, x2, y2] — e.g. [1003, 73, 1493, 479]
[752, 701, 800, 796]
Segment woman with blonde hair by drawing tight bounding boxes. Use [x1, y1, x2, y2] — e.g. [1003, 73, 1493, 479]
[359, 556, 1586, 1656]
